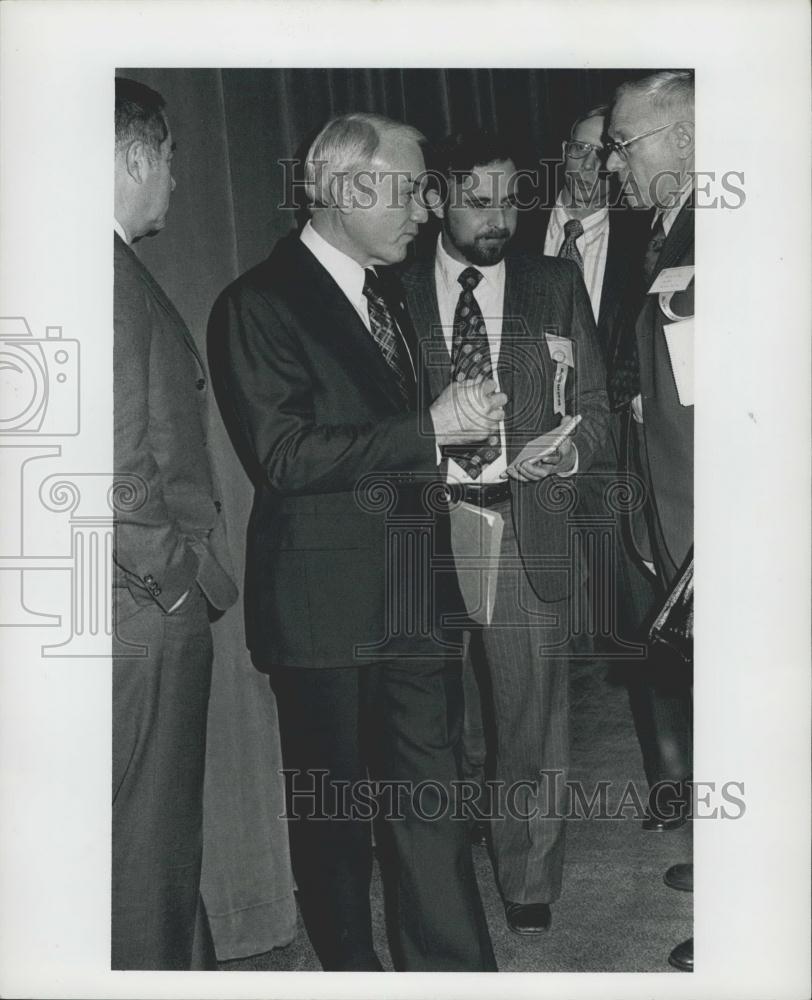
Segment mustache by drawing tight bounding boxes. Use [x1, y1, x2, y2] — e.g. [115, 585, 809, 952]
[477, 229, 511, 240]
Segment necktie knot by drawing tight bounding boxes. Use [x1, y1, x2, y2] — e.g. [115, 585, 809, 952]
[458, 266, 483, 292]
[563, 218, 584, 240]
[362, 268, 383, 302]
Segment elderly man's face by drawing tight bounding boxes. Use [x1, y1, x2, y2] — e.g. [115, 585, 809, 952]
[563, 115, 609, 208]
[441, 158, 519, 267]
[606, 94, 684, 209]
[342, 131, 428, 267]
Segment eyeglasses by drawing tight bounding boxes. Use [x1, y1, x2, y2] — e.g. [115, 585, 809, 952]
[604, 121, 680, 160]
[563, 139, 604, 160]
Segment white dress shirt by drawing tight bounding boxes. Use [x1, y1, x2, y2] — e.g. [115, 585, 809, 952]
[113, 218, 130, 244]
[434, 235, 508, 485]
[543, 194, 609, 322]
[299, 220, 416, 380]
[300, 220, 370, 329]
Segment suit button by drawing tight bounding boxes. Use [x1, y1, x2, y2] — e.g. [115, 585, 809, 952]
[196, 378, 206, 390]
[144, 574, 155, 584]
[153, 586, 162, 596]
[214, 500, 222, 513]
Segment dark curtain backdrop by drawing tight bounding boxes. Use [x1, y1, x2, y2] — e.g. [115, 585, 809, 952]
[121, 67, 650, 962]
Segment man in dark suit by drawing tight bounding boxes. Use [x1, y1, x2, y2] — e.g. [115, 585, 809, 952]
[606, 68, 695, 972]
[542, 107, 686, 828]
[209, 113, 500, 971]
[112, 77, 238, 969]
[402, 130, 609, 935]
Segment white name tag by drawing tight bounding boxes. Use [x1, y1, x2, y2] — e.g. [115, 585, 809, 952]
[545, 335, 574, 415]
[553, 364, 568, 416]
[648, 265, 695, 294]
[663, 318, 694, 407]
[545, 333, 575, 367]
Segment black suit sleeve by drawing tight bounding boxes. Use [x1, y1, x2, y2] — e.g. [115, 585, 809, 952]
[213, 285, 437, 495]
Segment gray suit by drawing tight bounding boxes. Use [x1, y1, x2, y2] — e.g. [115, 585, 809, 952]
[112, 232, 237, 969]
[402, 252, 609, 903]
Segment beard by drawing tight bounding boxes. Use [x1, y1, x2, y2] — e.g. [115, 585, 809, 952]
[451, 227, 512, 266]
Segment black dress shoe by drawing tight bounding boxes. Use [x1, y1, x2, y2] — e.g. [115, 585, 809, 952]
[668, 936, 693, 972]
[505, 901, 552, 934]
[664, 862, 693, 892]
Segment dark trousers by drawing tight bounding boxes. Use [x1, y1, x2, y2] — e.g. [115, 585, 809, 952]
[461, 502, 572, 904]
[112, 584, 216, 970]
[589, 413, 692, 790]
[271, 657, 496, 971]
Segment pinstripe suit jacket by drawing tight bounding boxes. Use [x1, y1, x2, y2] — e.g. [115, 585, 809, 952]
[402, 252, 610, 603]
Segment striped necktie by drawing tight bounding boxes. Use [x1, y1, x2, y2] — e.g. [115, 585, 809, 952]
[558, 218, 584, 275]
[362, 269, 412, 404]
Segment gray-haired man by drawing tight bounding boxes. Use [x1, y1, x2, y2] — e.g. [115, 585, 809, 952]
[210, 112, 499, 971]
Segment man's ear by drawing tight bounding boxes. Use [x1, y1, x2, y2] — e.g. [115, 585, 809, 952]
[124, 140, 148, 184]
[425, 187, 445, 220]
[672, 121, 695, 161]
[329, 172, 354, 215]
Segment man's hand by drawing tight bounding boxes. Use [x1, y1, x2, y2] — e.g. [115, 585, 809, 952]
[504, 436, 577, 482]
[502, 414, 581, 482]
[430, 378, 508, 446]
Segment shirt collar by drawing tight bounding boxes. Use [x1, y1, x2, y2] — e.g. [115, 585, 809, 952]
[113, 218, 130, 244]
[435, 232, 504, 295]
[300, 219, 367, 308]
[551, 191, 609, 235]
[656, 179, 693, 236]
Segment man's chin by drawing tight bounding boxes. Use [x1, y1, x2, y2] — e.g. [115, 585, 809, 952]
[470, 239, 508, 266]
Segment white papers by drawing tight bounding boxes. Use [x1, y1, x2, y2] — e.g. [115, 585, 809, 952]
[648, 264, 695, 293]
[664, 317, 694, 406]
[506, 414, 582, 474]
[449, 501, 504, 625]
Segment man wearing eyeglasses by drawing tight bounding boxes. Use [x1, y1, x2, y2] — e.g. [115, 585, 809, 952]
[605, 69, 695, 973]
[543, 106, 652, 346]
[544, 106, 661, 816]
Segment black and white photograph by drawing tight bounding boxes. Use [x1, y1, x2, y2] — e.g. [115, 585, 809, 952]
[0, 2, 809, 999]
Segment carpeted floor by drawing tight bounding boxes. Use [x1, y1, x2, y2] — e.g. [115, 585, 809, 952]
[219, 660, 692, 973]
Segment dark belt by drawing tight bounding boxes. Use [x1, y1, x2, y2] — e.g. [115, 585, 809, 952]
[450, 481, 512, 508]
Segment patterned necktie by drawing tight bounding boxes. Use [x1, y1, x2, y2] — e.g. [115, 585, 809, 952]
[609, 217, 668, 410]
[642, 215, 667, 285]
[442, 266, 501, 479]
[558, 218, 584, 275]
[362, 269, 412, 404]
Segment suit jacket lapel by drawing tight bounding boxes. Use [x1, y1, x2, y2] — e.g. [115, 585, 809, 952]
[650, 198, 694, 282]
[402, 257, 450, 402]
[502, 255, 549, 459]
[598, 213, 627, 336]
[277, 236, 410, 411]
